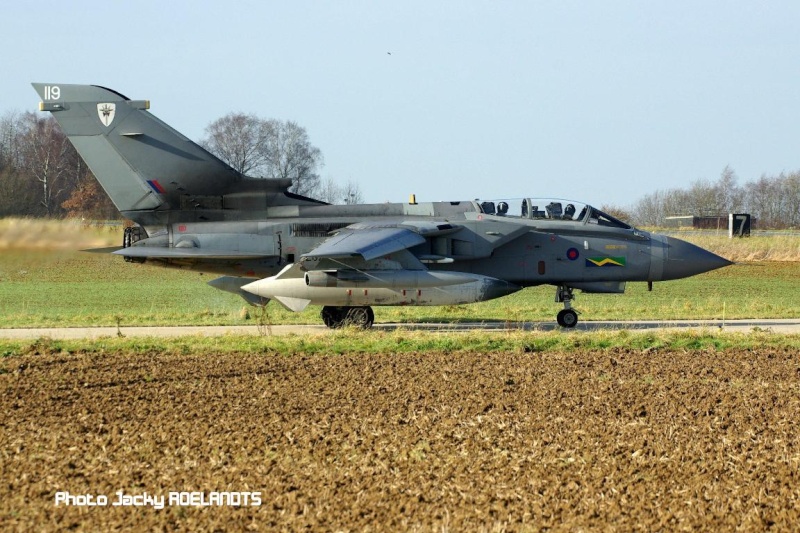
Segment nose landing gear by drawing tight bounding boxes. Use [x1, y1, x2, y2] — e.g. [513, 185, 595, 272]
[555, 285, 579, 328]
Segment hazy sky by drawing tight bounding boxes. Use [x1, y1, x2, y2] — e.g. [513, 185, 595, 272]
[3, 1, 799, 208]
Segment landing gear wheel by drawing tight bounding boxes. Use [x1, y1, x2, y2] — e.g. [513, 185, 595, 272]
[321, 306, 374, 329]
[343, 306, 374, 329]
[557, 309, 578, 328]
[321, 306, 347, 328]
[554, 285, 579, 328]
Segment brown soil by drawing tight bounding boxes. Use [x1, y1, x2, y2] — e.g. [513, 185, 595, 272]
[2, 347, 799, 531]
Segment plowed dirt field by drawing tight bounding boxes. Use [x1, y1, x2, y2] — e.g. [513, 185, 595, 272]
[2, 345, 799, 531]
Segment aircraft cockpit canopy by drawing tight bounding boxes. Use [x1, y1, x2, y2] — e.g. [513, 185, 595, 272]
[476, 198, 632, 229]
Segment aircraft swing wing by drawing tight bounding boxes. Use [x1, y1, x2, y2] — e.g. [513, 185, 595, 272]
[302, 226, 426, 261]
[301, 219, 465, 263]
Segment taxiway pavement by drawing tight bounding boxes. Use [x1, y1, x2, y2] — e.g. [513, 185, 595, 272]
[1, 319, 798, 339]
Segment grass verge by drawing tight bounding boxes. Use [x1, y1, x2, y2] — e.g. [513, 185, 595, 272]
[2, 329, 799, 359]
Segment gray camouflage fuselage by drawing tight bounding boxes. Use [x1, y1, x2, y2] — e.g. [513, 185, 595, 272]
[122, 201, 701, 285]
[31, 82, 732, 327]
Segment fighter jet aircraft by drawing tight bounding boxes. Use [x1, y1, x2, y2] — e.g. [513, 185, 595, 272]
[32, 83, 732, 328]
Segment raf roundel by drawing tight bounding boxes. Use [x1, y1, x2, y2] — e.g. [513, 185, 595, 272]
[566, 247, 580, 261]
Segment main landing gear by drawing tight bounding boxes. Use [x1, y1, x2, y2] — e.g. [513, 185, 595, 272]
[320, 289, 580, 329]
[321, 306, 375, 329]
[555, 285, 579, 328]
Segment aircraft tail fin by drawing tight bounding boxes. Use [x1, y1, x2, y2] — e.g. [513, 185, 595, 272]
[31, 83, 244, 215]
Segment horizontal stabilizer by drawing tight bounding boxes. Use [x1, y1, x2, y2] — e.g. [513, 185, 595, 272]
[112, 247, 272, 259]
[80, 246, 125, 254]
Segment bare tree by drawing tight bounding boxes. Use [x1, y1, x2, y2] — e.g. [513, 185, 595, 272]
[0, 165, 38, 217]
[200, 113, 271, 176]
[316, 177, 365, 204]
[744, 171, 800, 228]
[261, 120, 322, 197]
[677, 168, 745, 217]
[599, 204, 633, 224]
[632, 167, 748, 226]
[631, 189, 667, 226]
[315, 177, 341, 204]
[341, 180, 364, 204]
[0, 110, 24, 171]
[17, 113, 77, 216]
[60, 163, 118, 219]
[745, 175, 777, 227]
[714, 165, 744, 214]
[783, 172, 800, 228]
[201, 114, 324, 197]
[2, 111, 91, 217]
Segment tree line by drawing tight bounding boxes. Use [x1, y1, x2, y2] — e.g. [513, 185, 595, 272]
[0, 111, 117, 219]
[625, 166, 800, 229]
[1, 109, 796, 227]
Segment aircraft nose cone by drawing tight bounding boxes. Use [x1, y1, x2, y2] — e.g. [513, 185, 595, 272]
[660, 236, 733, 280]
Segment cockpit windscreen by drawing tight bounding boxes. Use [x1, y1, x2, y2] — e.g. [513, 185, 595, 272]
[477, 198, 631, 229]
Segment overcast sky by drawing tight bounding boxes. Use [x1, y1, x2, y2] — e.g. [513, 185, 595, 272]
[3, 0, 798, 208]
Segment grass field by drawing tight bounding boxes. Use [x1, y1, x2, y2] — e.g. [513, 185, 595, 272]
[1, 218, 799, 328]
[672, 232, 800, 262]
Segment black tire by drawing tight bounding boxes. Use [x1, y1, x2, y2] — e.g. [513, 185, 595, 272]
[321, 306, 346, 329]
[343, 306, 374, 329]
[557, 309, 578, 328]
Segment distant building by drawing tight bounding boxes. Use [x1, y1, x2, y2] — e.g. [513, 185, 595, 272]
[664, 215, 755, 231]
[664, 215, 725, 229]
